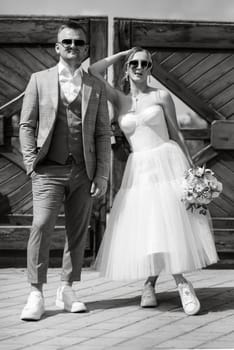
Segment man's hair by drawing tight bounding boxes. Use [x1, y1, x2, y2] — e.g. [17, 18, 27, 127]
[57, 22, 87, 42]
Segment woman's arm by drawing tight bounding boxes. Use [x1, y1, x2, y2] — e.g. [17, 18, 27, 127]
[88, 49, 132, 106]
[160, 90, 194, 167]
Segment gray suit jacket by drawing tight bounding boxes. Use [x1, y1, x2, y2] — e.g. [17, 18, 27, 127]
[19, 65, 111, 181]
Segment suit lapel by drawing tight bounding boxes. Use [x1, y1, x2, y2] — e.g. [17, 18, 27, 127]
[82, 72, 93, 121]
[48, 66, 59, 114]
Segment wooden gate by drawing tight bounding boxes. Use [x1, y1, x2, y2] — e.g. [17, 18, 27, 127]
[113, 18, 234, 257]
[0, 16, 108, 264]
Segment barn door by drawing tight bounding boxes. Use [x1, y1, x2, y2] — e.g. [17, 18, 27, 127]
[113, 18, 234, 256]
[0, 16, 108, 261]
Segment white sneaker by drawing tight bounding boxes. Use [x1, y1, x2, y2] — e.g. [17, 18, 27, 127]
[178, 281, 200, 316]
[56, 286, 87, 313]
[140, 283, 157, 308]
[20, 291, 45, 321]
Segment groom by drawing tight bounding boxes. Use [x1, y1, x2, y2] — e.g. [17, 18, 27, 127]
[19, 22, 111, 321]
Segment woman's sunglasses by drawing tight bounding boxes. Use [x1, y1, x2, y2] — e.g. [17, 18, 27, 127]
[128, 60, 152, 70]
[58, 39, 86, 48]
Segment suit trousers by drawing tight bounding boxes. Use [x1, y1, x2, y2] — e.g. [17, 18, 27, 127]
[28, 162, 93, 284]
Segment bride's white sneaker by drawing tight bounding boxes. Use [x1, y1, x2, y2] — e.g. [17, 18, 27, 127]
[178, 281, 200, 315]
[20, 291, 45, 321]
[56, 285, 87, 313]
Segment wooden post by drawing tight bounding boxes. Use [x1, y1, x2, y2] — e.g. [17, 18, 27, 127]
[89, 18, 109, 254]
[0, 115, 3, 145]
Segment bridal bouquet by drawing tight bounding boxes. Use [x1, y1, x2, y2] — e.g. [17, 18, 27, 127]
[181, 165, 223, 215]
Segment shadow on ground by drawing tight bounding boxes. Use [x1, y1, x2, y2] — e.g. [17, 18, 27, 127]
[85, 287, 234, 315]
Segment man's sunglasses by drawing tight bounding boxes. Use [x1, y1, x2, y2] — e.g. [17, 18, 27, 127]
[58, 39, 86, 48]
[128, 60, 152, 70]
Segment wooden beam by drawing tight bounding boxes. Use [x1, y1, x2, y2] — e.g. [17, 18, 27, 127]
[0, 116, 3, 145]
[124, 19, 234, 49]
[192, 144, 218, 165]
[113, 19, 131, 88]
[181, 128, 210, 140]
[89, 18, 108, 64]
[151, 59, 225, 123]
[1, 152, 25, 171]
[0, 16, 107, 44]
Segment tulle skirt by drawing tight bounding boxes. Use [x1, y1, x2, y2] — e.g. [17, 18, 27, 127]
[94, 141, 218, 280]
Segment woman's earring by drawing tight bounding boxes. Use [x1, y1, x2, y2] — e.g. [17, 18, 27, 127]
[147, 74, 151, 84]
[125, 72, 129, 82]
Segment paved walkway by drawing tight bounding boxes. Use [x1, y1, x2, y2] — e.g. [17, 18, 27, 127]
[1, 267, 234, 349]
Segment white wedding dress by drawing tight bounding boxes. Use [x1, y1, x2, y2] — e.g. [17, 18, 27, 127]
[94, 103, 218, 280]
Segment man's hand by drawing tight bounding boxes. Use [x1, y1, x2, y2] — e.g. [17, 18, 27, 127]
[90, 177, 108, 198]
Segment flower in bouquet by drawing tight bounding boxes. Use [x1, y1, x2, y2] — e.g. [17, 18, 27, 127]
[181, 165, 223, 215]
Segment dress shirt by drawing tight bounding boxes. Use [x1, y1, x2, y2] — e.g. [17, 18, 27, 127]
[58, 62, 83, 103]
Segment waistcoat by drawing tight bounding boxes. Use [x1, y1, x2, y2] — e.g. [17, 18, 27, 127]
[46, 88, 85, 165]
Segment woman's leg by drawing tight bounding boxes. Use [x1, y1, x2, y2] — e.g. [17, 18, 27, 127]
[140, 275, 158, 308]
[173, 273, 200, 316]
[144, 275, 158, 288]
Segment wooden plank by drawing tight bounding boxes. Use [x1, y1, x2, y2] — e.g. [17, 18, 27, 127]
[211, 160, 234, 199]
[211, 120, 234, 149]
[4, 180, 32, 213]
[0, 163, 21, 184]
[192, 144, 218, 164]
[0, 226, 93, 251]
[0, 116, 3, 145]
[211, 193, 234, 216]
[215, 230, 234, 252]
[113, 19, 131, 88]
[151, 59, 225, 123]
[0, 214, 65, 225]
[1, 152, 25, 171]
[0, 76, 21, 99]
[217, 99, 234, 118]
[208, 84, 233, 108]
[0, 16, 91, 43]
[0, 48, 31, 84]
[0, 63, 27, 94]
[0, 155, 9, 167]
[190, 55, 234, 94]
[0, 227, 65, 250]
[209, 198, 230, 216]
[129, 19, 234, 49]
[152, 51, 189, 65]
[89, 18, 108, 64]
[219, 152, 234, 170]
[181, 53, 232, 87]
[181, 128, 210, 140]
[23, 47, 58, 69]
[200, 70, 234, 102]
[213, 217, 234, 229]
[0, 172, 28, 196]
[169, 52, 210, 77]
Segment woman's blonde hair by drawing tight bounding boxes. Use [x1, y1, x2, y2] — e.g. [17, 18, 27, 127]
[126, 47, 152, 66]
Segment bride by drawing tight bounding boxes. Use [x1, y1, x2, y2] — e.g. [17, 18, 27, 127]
[89, 47, 218, 315]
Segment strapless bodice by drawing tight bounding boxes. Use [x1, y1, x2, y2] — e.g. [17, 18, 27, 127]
[119, 104, 170, 152]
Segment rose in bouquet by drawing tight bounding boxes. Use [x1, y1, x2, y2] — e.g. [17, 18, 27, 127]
[181, 165, 223, 215]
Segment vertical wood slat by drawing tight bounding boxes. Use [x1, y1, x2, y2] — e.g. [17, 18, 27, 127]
[0, 115, 3, 145]
[113, 19, 131, 87]
[111, 19, 132, 197]
[87, 18, 109, 250]
[89, 18, 108, 64]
